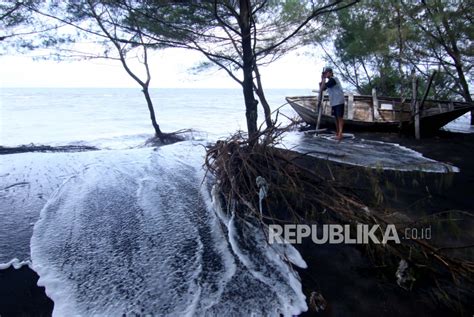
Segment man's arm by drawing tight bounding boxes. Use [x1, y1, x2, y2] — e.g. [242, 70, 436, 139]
[325, 78, 337, 88]
[320, 73, 327, 91]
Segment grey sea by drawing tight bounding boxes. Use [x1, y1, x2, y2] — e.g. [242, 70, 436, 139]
[0, 88, 308, 148]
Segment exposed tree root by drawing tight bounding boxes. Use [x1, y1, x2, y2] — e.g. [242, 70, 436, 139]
[145, 129, 195, 146]
[204, 124, 474, 313]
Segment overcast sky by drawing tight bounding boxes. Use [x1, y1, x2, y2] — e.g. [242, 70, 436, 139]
[0, 47, 325, 89]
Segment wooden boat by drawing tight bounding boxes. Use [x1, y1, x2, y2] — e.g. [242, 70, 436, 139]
[286, 94, 473, 133]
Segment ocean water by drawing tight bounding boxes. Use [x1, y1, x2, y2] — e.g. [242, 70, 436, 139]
[1, 88, 311, 315]
[1, 87, 465, 171]
[0, 88, 469, 315]
[1, 143, 307, 315]
[0, 88, 306, 148]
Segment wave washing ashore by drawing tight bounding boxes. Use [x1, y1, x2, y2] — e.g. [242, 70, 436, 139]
[2, 142, 307, 315]
[1, 88, 473, 315]
[1, 88, 467, 171]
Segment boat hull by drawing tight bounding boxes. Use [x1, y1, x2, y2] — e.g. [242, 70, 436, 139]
[286, 95, 473, 134]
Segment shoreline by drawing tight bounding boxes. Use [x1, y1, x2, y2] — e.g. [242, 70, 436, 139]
[1, 130, 473, 316]
[0, 144, 99, 155]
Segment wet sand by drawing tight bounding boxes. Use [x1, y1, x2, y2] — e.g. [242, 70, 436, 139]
[1, 131, 473, 316]
[295, 131, 474, 316]
[0, 265, 53, 316]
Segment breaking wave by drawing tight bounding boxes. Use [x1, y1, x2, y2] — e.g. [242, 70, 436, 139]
[28, 142, 307, 316]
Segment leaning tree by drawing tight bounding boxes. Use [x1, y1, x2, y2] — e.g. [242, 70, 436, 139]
[7, 0, 184, 142]
[130, 0, 359, 141]
[402, 0, 473, 123]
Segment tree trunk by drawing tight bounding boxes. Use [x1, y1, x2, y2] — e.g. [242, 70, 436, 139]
[452, 62, 474, 124]
[239, 0, 258, 141]
[142, 86, 163, 139]
[395, 5, 405, 96]
[454, 63, 473, 124]
[439, 11, 473, 124]
[451, 59, 473, 124]
[253, 63, 272, 129]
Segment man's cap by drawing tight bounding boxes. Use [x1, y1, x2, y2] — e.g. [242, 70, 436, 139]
[323, 67, 333, 73]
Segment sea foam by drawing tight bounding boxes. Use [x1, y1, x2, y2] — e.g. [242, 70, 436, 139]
[29, 141, 308, 316]
[282, 131, 459, 173]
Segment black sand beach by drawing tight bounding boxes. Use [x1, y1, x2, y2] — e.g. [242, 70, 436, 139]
[1, 130, 473, 316]
[0, 265, 53, 316]
[296, 130, 474, 316]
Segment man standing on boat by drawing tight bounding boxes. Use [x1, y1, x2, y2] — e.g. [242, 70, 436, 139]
[320, 67, 345, 140]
